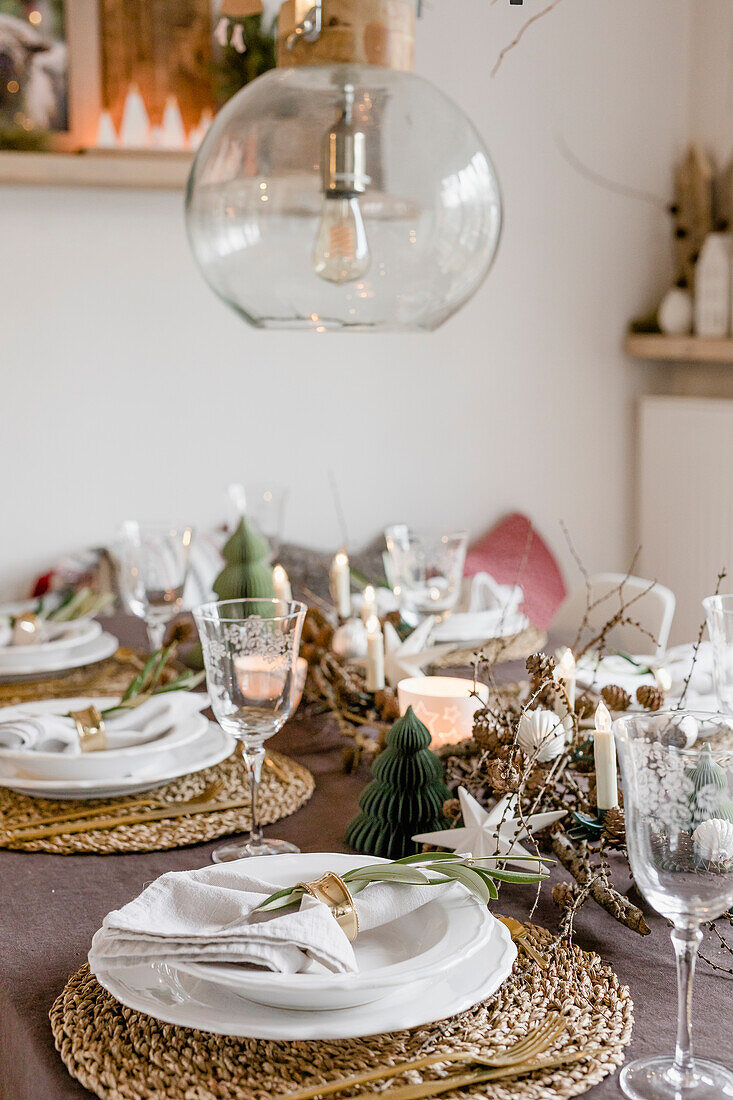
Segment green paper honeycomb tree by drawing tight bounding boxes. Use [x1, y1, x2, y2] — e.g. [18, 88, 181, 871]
[345, 706, 451, 860]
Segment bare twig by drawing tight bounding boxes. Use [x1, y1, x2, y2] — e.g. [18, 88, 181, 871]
[491, 0, 564, 78]
[676, 568, 726, 709]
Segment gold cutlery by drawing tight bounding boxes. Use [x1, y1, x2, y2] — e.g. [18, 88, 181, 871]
[272, 1015, 565, 1100]
[1, 787, 246, 842]
[359, 1048, 594, 1100]
[497, 914, 549, 969]
[2, 781, 225, 839]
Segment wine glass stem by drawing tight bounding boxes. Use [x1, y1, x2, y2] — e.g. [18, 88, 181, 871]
[670, 923, 702, 1087]
[242, 743, 265, 845]
[146, 619, 166, 653]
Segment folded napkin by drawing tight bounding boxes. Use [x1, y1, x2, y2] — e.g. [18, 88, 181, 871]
[88, 863, 444, 975]
[0, 691, 208, 754]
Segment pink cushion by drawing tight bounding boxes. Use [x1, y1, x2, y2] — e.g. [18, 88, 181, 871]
[464, 513, 566, 630]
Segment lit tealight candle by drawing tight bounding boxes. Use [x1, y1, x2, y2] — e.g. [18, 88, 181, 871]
[397, 676, 490, 748]
[272, 564, 292, 603]
[593, 700, 618, 811]
[360, 584, 377, 625]
[365, 616, 385, 691]
[330, 551, 351, 619]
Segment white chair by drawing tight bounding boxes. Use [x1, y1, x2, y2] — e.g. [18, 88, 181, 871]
[552, 573, 675, 659]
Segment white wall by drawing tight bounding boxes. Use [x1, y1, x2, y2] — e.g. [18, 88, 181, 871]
[0, 0, 690, 599]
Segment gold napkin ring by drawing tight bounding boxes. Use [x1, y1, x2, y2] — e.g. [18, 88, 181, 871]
[70, 706, 107, 753]
[297, 872, 359, 942]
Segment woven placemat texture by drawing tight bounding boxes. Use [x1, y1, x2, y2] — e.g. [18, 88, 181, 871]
[436, 627, 548, 668]
[50, 922, 633, 1100]
[0, 647, 172, 706]
[0, 749, 314, 854]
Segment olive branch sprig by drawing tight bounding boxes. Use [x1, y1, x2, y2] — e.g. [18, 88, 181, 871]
[256, 851, 550, 913]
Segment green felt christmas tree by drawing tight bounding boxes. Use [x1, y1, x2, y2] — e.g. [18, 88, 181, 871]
[213, 516, 275, 601]
[187, 516, 275, 668]
[345, 706, 451, 860]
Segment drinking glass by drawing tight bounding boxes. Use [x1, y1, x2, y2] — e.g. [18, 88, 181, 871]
[117, 521, 194, 651]
[227, 482, 288, 557]
[384, 525, 468, 626]
[193, 598, 306, 863]
[703, 594, 733, 712]
[614, 711, 733, 1099]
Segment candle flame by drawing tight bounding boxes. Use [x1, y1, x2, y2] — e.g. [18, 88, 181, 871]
[366, 615, 382, 635]
[273, 564, 288, 584]
[555, 647, 576, 678]
[364, 584, 375, 602]
[655, 667, 672, 693]
[334, 551, 349, 567]
[595, 700, 612, 734]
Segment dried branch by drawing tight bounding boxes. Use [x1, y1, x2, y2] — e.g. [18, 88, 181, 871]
[676, 568, 726, 709]
[552, 831, 651, 935]
[491, 0, 564, 78]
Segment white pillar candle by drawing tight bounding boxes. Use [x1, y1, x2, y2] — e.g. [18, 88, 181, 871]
[593, 700, 619, 811]
[360, 584, 377, 625]
[272, 564, 292, 603]
[330, 551, 351, 619]
[365, 616, 385, 691]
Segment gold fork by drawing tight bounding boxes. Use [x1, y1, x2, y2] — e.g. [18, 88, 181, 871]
[1, 781, 224, 841]
[271, 1015, 565, 1100]
[497, 915, 549, 969]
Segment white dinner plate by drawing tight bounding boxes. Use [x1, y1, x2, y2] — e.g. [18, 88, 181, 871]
[93, 915, 516, 1040]
[0, 619, 102, 667]
[431, 611, 530, 645]
[0, 721, 235, 798]
[178, 853, 495, 1010]
[0, 696, 209, 781]
[0, 631, 119, 681]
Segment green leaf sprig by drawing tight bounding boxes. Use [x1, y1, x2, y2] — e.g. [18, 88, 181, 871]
[82, 641, 205, 721]
[255, 851, 549, 913]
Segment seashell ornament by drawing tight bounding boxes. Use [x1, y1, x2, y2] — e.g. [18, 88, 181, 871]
[331, 618, 368, 660]
[692, 818, 733, 865]
[517, 708, 566, 763]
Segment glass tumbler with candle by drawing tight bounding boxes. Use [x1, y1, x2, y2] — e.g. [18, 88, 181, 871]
[384, 526, 468, 626]
[193, 598, 306, 863]
[614, 711, 733, 1099]
[117, 521, 194, 651]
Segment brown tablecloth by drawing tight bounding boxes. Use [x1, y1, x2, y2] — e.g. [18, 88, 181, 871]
[0, 618, 731, 1100]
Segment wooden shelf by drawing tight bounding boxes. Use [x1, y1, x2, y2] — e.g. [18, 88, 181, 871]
[0, 150, 193, 190]
[625, 333, 733, 364]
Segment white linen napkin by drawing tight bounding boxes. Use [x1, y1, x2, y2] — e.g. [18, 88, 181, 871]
[0, 691, 208, 754]
[87, 863, 445, 975]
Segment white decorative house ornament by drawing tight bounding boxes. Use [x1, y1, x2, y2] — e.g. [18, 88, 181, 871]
[412, 787, 565, 871]
[397, 676, 490, 748]
[693, 818, 733, 864]
[517, 709, 566, 763]
[694, 232, 732, 337]
[383, 618, 455, 688]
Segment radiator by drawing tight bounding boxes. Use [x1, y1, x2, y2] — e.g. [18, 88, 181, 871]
[639, 395, 733, 644]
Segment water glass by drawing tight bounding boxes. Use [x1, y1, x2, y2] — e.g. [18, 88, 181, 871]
[228, 483, 288, 557]
[614, 711, 733, 1099]
[703, 594, 733, 713]
[117, 521, 194, 651]
[384, 525, 468, 626]
[193, 598, 306, 863]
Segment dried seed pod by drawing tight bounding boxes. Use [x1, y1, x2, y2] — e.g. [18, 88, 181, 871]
[601, 684, 632, 712]
[485, 756, 521, 796]
[636, 684, 665, 711]
[575, 692, 596, 720]
[552, 881, 577, 911]
[443, 797, 461, 822]
[601, 806, 626, 848]
[526, 651, 555, 682]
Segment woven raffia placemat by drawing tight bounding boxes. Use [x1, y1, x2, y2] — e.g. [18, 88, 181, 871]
[0, 748, 314, 854]
[50, 921, 632, 1100]
[435, 626, 548, 669]
[0, 647, 164, 706]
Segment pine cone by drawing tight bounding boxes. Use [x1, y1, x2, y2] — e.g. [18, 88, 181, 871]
[443, 797, 461, 822]
[636, 684, 664, 711]
[524, 763, 552, 799]
[601, 807, 626, 848]
[485, 756, 521, 796]
[374, 687, 400, 722]
[552, 881, 577, 911]
[601, 684, 632, 712]
[575, 692, 596, 720]
[526, 652, 555, 682]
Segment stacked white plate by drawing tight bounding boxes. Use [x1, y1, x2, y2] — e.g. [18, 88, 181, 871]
[92, 853, 517, 1040]
[0, 696, 235, 799]
[0, 610, 118, 682]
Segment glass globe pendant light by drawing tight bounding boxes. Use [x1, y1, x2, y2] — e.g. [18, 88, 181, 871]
[185, 0, 502, 332]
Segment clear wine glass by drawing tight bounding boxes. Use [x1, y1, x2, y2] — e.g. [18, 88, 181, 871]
[614, 711, 733, 1099]
[193, 597, 306, 863]
[384, 525, 468, 626]
[117, 521, 194, 651]
[703, 594, 733, 713]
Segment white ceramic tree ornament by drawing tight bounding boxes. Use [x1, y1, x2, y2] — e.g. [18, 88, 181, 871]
[412, 786, 565, 871]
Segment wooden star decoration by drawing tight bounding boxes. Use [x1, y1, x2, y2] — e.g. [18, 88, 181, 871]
[383, 617, 456, 688]
[412, 786, 566, 871]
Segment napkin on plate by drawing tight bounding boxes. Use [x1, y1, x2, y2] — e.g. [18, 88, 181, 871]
[88, 863, 444, 975]
[0, 691, 208, 754]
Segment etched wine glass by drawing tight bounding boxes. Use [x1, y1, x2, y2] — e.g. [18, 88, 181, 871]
[193, 597, 306, 863]
[117, 521, 194, 651]
[384, 525, 468, 626]
[614, 711, 733, 1099]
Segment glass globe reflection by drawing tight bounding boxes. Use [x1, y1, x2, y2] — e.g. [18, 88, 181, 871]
[186, 64, 502, 332]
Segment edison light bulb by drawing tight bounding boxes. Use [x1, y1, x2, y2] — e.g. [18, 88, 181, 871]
[312, 195, 370, 284]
